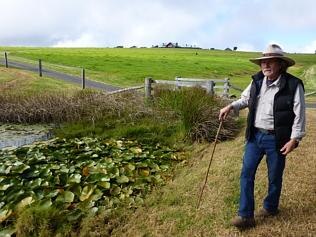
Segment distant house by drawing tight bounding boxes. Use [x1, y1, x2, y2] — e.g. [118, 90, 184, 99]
[225, 47, 232, 51]
[164, 42, 179, 48]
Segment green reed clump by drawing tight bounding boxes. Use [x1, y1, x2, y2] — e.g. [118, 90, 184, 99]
[153, 86, 240, 142]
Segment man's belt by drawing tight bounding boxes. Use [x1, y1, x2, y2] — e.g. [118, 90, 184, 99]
[255, 127, 275, 135]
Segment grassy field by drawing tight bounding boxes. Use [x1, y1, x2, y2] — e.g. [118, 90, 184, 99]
[1, 47, 315, 92]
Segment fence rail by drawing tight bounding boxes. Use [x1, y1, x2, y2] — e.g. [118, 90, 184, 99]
[145, 76, 233, 98]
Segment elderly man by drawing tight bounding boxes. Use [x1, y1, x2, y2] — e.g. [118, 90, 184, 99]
[219, 44, 305, 228]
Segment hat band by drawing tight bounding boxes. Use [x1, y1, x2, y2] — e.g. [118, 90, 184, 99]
[262, 53, 284, 57]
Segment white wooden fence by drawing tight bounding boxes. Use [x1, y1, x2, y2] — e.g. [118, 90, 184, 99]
[144, 76, 233, 98]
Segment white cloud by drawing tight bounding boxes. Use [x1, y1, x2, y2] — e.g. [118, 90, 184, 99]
[301, 40, 316, 54]
[52, 34, 99, 48]
[0, 0, 315, 52]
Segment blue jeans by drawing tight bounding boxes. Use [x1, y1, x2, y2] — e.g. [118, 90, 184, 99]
[238, 130, 286, 218]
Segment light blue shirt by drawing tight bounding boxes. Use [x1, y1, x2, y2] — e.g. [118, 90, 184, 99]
[231, 76, 306, 140]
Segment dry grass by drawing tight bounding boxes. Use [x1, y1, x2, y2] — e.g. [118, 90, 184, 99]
[0, 90, 149, 124]
[107, 110, 316, 237]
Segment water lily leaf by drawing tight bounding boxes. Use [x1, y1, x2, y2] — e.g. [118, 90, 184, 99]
[160, 164, 169, 171]
[110, 186, 121, 196]
[56, 191, 75, 203]
[46, 189, 59, 198]
[136, 162, 148, 168]
[40, 168, 52, 177]
[97, 181, 111, 189]
[63, 191, 75, 203]
[69, 184, 82, 196]
[29, 178, 42, 189]
[149, 163, 160, 172]
[87, 173, 110, 183]
[16, 196, 34, 210]
[0, 227, 16, 237]
[80, 185, 95, 201]
[125, 164, 135, 171]
[5, 189, 25, 203]
[82, 166, 90, 177]
[116, 175, 129, 184]
[139, 168, 150, 177]
[107, 167, 120, 178]
[49, 164, 60, 170]
[116, 140, 123, 148]
[90, 189, 103, 201]
[0, 183, 13, 191]
[12, 163, 30, 174]
[39, 199, 53, 208]
[58, 173, 68, 186]
[35, 190, 45, 200]
[130, 147, 142, 154]
[68, 174, 82, 183]
[0, 166, 11, 175]
[41, 181, 50, 187]
[60, 166, 70, 173]
[0, 209, 12, 223]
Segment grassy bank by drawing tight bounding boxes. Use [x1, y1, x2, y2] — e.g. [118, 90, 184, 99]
[0, 67, 81, 94]
[104, 110, 316, 237]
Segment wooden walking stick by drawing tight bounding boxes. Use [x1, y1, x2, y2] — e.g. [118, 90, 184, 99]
[197, 120, 223, 209]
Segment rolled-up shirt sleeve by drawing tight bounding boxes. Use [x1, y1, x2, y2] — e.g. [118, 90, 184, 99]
[230, 83, 251, 112]
[291, 83, 306, 140]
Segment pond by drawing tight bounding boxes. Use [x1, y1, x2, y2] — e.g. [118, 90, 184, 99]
[0, 124, 53, 149]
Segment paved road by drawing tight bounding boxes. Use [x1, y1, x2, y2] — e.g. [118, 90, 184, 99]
[1, 60, 121, 92]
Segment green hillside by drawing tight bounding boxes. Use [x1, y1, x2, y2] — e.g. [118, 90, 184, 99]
[1, 47, 315, 91]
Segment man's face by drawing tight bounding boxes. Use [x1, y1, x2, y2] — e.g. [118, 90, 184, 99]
[260, 58, 282, 80]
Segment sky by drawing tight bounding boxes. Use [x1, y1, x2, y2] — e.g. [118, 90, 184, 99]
[1, 0, 316, 53]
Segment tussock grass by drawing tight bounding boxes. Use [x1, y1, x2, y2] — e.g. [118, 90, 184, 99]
[15, 205, 73, 237]
[102, 110, 316, 237]
[153, 86, 241, 142]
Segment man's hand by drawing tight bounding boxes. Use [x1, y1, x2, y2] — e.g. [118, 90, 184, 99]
[219, 104, 233, 121]
[280, 139, 299, 155]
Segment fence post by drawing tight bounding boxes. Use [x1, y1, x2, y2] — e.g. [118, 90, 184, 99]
[145, 77, 153, 98]
[206, 80, 215, 96]
[82, 68, 86, 89]
[4, 52, 8, 68]
[38, 59, 42, 77]
[223, 78, 230, 97]
[175, 76, 180, 90]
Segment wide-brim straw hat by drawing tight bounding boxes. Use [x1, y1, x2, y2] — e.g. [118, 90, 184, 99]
[249, 44, 295, 67]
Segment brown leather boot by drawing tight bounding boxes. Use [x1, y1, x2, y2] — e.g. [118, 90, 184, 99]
[256, 208, 279, 218]
[231, 216, 255, 228]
